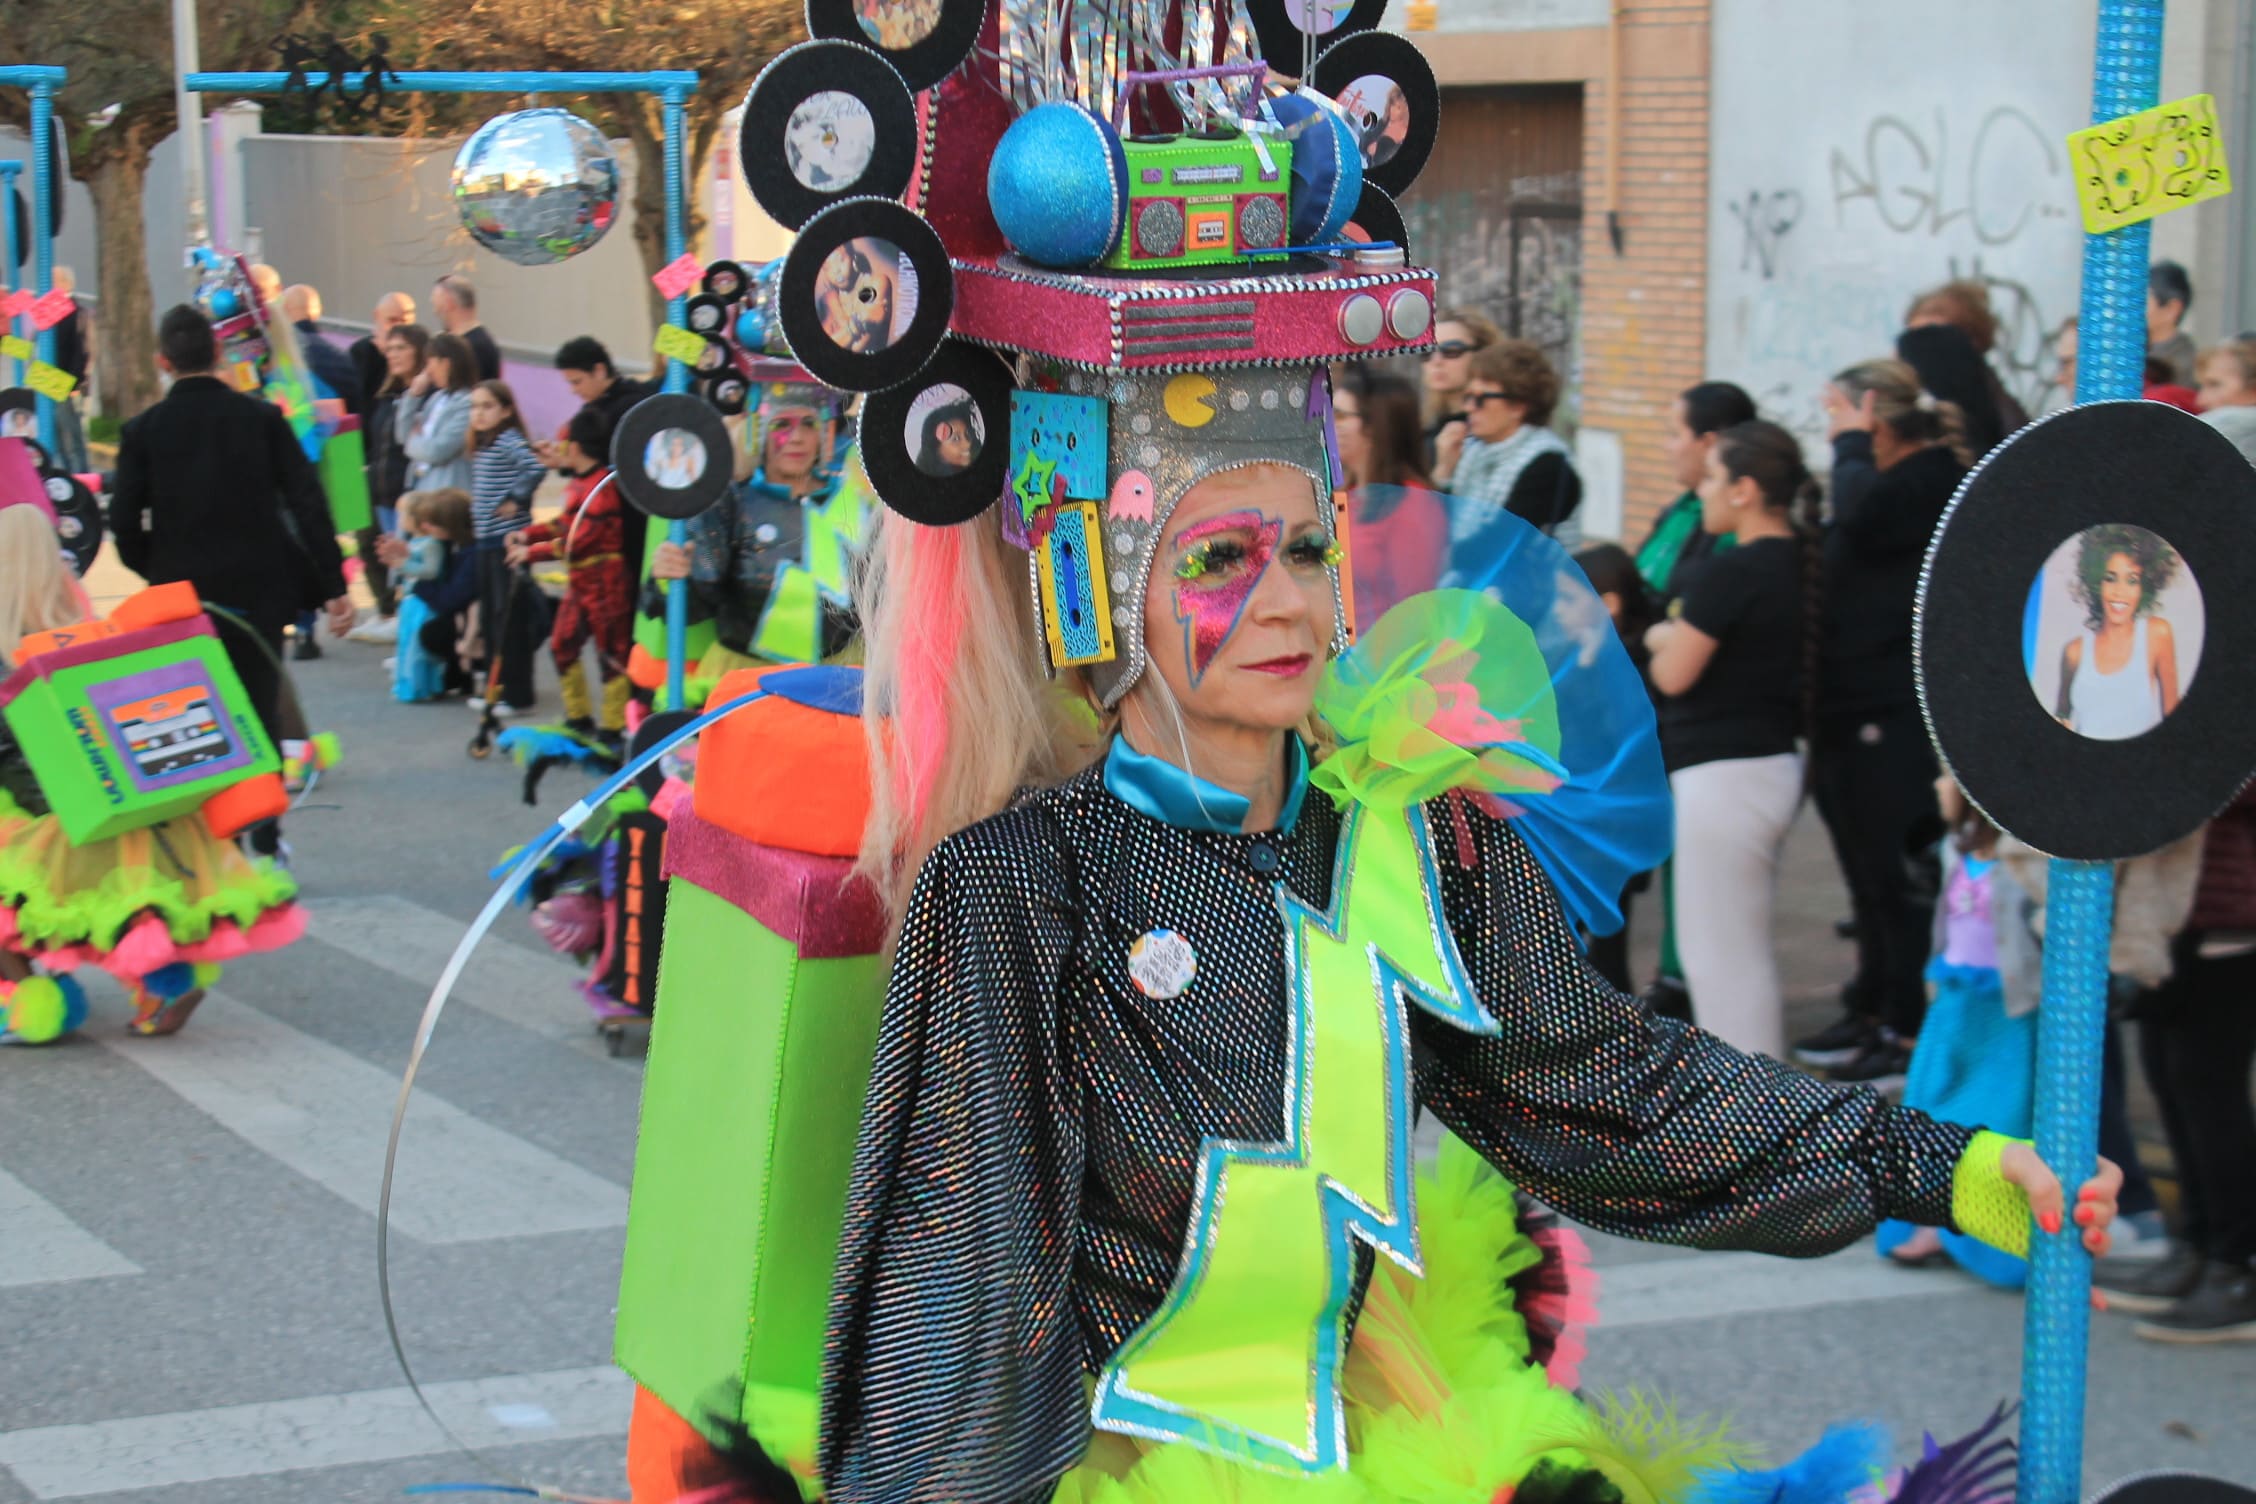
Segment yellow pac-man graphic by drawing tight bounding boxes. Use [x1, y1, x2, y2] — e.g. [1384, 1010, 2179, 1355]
[1163, 373, 1218, 429]
[2068, 93, 2233, 235]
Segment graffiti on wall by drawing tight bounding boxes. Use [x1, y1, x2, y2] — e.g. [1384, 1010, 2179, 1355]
[1401, 190, 1584, 425]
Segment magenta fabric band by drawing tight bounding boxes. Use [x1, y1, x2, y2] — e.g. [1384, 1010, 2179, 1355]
[0, 616, 214, 711]
[661, 808, 888, 959]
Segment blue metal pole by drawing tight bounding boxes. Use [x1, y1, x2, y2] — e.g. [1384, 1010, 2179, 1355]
[661, 85, 691, 712]
[28, 80, 56, 455]
[0, 162, 18, 391]
[183, 70, 700, 95]
[2020, 8, 2164, 1502]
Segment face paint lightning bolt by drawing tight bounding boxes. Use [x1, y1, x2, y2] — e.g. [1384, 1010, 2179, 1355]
[1171, 510, 1284, 687]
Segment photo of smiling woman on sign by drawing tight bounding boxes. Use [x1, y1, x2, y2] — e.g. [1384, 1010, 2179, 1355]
[2025, 523, 2202, 742]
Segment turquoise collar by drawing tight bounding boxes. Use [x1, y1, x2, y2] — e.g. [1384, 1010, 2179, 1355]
[1104, 734, 1310, 835]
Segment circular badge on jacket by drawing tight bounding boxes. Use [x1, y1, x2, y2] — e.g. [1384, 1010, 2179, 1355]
[856, 337, 1012, 526]
[611, 392, 734, 521]
[1312, 31, 1438, 198]
[740, 40, 920, 232]
[776, 196, 954, 393]
[1916, 401, 2256, 861]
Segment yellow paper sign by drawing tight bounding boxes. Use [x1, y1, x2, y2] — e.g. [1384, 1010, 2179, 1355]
[2069, 92, 2233, 234]
[0, 335, 31, 360]
[653, 322, 708, 367]
[25, 362, 76, 401]
[1406, 0, 1438, 28]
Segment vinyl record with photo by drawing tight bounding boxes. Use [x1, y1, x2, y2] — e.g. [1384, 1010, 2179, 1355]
[702, 260, 752, 302]
[704, 370, 753, 416]
[685, 293, 734, 336]
[740, 39, 919, 231]
[806, 0, 984, 92]
[42, 468, 103, 576]
[611, 392, 734, 521]
[1342, 181, 1407, 251]
[1244, 0, 1388, 73]
[776, 196, 953, 393]
[856, 338, 1012, 525]
[1916, 401, 2256, 861]
[1312, 31, 1438, 197]
[0, 389, 40, 451]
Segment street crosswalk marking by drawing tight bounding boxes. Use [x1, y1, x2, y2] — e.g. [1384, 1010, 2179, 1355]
[0, 1365, 631, 1500]
[1595, 1244, 1949, 1329]
[96, 992, 626, 1244]
[303, 893, 604, 1048]
[0, 1167, 142, 1289]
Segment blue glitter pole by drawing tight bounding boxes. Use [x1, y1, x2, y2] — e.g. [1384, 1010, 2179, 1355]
[2021, 6, 2163, 1500]
[0, 162, 19, 391]
[28, 79, 56, 456]
[661, 84, 692, 713]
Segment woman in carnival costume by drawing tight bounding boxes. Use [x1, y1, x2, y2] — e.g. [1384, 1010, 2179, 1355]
[646, 366, 864, 697]
[0, 507, 304, 1040]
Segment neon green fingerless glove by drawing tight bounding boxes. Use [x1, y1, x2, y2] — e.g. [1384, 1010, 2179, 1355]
[1951, 1129, 2032, 1258]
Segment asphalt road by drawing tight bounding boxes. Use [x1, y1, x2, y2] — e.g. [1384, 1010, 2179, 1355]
[1, 627, 2249, 1502]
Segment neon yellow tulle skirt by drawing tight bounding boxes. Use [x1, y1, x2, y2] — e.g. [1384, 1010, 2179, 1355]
[0, 792, 306, 982]
[1049, 1141, 1735, 1504]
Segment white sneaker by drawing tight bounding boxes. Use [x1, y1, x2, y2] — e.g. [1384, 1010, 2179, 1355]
[348, 615, 399, 644]
[380, 657, 397, 673]
[467, 698, 518, 719]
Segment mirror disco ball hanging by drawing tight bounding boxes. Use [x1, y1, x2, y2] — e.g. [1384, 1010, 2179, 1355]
[452, 108, 621, 266]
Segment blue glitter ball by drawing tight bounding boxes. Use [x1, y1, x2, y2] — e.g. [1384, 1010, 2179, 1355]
[207, 286, 243, 320]
[1270, 91, 1363, 246]
[988, 103, 1128, 269]
[734, 307, 767, 349]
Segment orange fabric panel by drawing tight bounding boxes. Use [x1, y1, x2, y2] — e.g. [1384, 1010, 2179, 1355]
[628, 644, 670, 692]
[627, 1384, 728, 1503]
[107, 582, 205, 632]
[198, 772, 289, 839]
[690, 666, 871, 859]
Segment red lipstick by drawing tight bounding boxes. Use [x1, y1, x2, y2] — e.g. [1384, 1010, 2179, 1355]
[1244, 654, 1313, 677]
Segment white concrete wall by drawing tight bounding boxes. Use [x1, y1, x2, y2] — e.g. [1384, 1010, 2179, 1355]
[1706, 0, 2096, 449]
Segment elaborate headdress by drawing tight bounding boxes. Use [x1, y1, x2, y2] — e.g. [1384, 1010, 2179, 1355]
[731, 0, 1442, 702]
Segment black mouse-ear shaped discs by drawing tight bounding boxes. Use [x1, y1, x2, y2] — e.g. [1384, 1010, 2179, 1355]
[740, 40, 918, 231]
[1244, 0, 1388, 71]
[1313, 31, 1439, 197]
[1344, 182, 1407, 250]
[806, 0, 984, 92]
[1917, 402, 2256, 861]
[857, 338, 1013, 526]
[777, 196, 953, 393]
[611, 392, 734, 521]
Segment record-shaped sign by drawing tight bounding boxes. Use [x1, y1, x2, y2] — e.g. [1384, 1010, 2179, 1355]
[0, 389, 38, 448]
[776, 196, 953, 393]
[685, 293, 734, 336]
[856, 338, 1012, 526]
[611, 392, 734, 521]
[2089, 1478, 2256, 1504]
[1342, 181, 1407, 251]
[702, 260, 751, 302]
[1916, 401, 2256, 861]
[42, 467, 102, 576]
[629, 707, 699, 802]
[704, 369, 752, 416]
[740, 40, 919, 232]
[1312, 31, 1438, 197]
[806, 0, 984, 92]
[1244, 0, 1389, 73]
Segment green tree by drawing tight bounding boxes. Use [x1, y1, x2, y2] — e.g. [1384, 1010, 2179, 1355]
[0, 0, 307, 420]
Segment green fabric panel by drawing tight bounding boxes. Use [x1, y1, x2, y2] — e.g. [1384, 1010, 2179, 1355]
[319, 428, 373, 533]
[750, 563, 821, 665]
[614, 876, 886, 1452]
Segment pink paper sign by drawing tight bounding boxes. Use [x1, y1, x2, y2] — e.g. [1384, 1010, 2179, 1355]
[28, 288, 73, 331]
[651, 253, 705, 301]
[0, 290, 31, 319]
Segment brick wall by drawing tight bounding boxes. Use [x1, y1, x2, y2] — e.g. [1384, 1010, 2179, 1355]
[1578, 2, 1712, 543]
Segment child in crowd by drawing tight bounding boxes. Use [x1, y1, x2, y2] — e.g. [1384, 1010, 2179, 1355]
[1877, 778, 2040, 1285]
[2194, 340, 2256, 467]
[507, 409, 631, 738]
[0, 506, 305, 1036]
[468, 380, 547, 714]
[384, 488, 479, 703]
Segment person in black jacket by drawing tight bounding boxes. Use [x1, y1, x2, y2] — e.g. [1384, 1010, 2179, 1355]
[1792, 356, 1971, 1086]
[110, 306, 352, 858]
[282, 284, 365, 418]
[348, 291, 417, 406]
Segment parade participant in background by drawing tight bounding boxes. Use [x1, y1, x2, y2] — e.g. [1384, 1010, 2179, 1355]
[1794, 354, 1970, 1088]
[110, 306, 351, 864]
[508, 408, 630, 738]
[549, 336, 655, 590]
[1333, 367, 1446, 633]
[0, 505, 306, 1037]
[349, 290, 417, 405]
[1440, 338, 1583, 576]
[432, 274, 502, 381]
[647, 370, 856, 689]
[1644, 419, 1818, 1058]
[395, 332, 478, 494]
[281, 283, 365, 661]
[466, 379, 546, 716]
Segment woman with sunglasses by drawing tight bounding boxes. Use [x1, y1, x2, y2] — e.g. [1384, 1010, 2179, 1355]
[1440, 338, 1583, 585]
[1422, 306, 1501, 482]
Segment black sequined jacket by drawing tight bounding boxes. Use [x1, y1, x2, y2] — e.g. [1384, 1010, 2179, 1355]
[818, 757, 1976, 1504]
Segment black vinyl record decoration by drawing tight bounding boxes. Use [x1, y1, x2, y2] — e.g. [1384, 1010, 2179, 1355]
[1311, 31, 1438, 198]
[740, 40, 919, 231]
[685, 293, 733, 336]
[702, 260, 751, 302]
[0, 388, 37, 448]
[1916, 401, 2256, 862]
[704, 369, 752, 416]
[856, 337, 1013, 526]
[777, 196, 954, 393]
[41, 467, 103, 576]
[2088, 1478, 2256, 1504]
[1344, 182, 1407, 252]
[610, 392, 734, 522]
[1243, 0, 1388, 72]
[805, 0, 984, 92]
[629, 707, 698, 802]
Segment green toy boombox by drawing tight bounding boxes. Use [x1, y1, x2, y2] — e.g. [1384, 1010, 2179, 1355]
[0, 583, 287, 844]
[1109, 126, 1294, 271]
